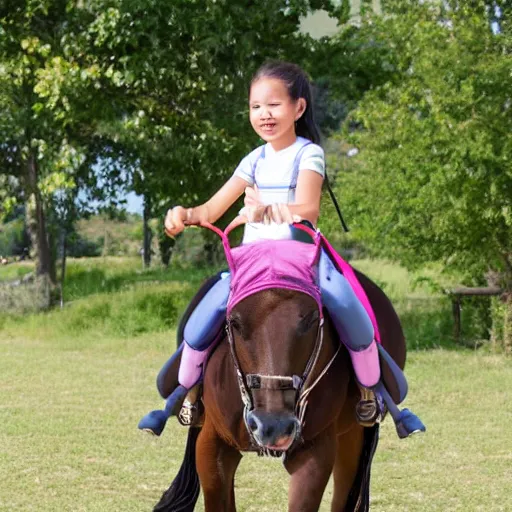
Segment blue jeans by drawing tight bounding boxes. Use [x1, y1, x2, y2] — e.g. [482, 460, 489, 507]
[183, 250, 374, 352]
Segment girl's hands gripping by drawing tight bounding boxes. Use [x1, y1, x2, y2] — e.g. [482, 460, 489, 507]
[242, 185, 301, 224]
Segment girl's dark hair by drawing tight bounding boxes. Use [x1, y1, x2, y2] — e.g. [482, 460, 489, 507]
[251, 61, 321, 145]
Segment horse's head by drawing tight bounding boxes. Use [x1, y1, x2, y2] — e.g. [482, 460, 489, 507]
[219, 228, 343, 454]
[228, 287, 325, 452]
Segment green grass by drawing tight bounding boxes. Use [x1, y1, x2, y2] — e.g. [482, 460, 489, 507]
[0, 257, 219, 339]
[1, 334, 511, 511]
[0, 261, 34, 282]
[1, 256, 511, 510]
[0, 256, 486, 351]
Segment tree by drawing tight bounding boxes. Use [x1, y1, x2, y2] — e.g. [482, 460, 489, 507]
[1, 0, 324, 283]
[326, 1, 512, 345]
[92, 0, 325, 261]
[0, 1, 121, 288]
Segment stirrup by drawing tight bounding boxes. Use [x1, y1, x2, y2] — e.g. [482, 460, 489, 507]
[355, 388, 383, 427]
[178, 399, 203, 427]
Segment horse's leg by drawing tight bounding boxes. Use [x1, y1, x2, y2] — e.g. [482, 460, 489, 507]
[284, 425, 337, 512]
[196, 417, 241, 512]
[331, 424, 365, 512]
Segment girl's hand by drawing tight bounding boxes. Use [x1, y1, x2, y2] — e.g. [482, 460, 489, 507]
[164, 206, 189, 237]
[242, 185, 265, 222]
[242, 202, 302, 225]
[244, 185, 262, 210]
[165, 205, 210, 237]
[269, 203, 300, 225]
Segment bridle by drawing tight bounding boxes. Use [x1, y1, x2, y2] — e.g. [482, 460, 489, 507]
[225, 310, 340, 456]
[197, 219, 340, 455]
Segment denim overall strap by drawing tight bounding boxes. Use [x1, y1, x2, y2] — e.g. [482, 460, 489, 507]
[251, 145, 266, 183]
[251, 141, 312, 192]
[290, 141, 313, 190]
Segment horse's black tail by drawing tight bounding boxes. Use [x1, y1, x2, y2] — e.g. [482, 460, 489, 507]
[153, 427, 201, 512]
[345, 424, 380, 512]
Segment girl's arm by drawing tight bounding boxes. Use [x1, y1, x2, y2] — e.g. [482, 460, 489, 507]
[287, 169, 324, 226]
[165, 176, 249, 236]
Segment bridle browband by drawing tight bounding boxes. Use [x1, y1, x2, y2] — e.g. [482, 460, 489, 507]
[225, 312, 340, 456]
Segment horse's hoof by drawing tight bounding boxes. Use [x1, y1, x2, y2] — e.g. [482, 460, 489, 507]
[395, 408, 426, 439]
[138, 410, 168, 436]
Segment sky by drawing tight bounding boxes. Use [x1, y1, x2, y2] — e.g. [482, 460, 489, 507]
[125, 191, 143, 214]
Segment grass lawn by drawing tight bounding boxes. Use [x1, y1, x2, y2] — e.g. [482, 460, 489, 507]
[1, 330, 511, 512]
[1, 256, 510, 510]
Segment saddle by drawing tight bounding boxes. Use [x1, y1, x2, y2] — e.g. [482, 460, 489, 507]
[161, 263, 407, 405]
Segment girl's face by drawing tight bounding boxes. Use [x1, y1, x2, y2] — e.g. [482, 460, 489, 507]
[249, 78, 306, 151]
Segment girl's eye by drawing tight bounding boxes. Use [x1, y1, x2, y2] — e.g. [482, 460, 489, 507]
[251, 105, 260, 110]
[269, 103, 280, 107]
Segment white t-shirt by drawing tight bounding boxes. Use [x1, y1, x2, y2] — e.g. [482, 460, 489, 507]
[233, 137, 325, 244]
[233, 136, 325, 205]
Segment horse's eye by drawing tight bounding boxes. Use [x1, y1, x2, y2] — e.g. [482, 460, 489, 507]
[297, 310, 319, 336]
[228, 316, 243, 335]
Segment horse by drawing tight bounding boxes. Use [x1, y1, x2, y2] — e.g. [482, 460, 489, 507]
[152, 224, 406, 512]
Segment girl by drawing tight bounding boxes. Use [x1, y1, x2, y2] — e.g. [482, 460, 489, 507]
[138, 61, 425, 439]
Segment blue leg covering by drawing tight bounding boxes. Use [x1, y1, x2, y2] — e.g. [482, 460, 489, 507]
[138, 273, 231, 436]
[318, 250, 374, 350]
[182, 273, 231, 351]
[318, 250, 425, 438]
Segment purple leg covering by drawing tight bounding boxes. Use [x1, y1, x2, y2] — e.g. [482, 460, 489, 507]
[177, 273, 230, 389]
[178, 337, 220, 389]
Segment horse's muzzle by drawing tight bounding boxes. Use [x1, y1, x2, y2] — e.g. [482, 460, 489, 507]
[246, 410, 299, 451]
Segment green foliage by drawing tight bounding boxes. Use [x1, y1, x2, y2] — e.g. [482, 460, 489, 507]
[0, 258, 220, 338]
[328, 1, 512, 286]
[0, 217, 28, 256]
[490, 296, 506, 348]
[65, 231, 102, 258]
[54, 284, 187, 338]
[1, 0, 324, 281]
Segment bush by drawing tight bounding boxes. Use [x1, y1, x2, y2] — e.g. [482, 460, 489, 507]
[0, 274, 51, 314]
[66, 233, 102, 258]
[0, 278, 193, 343]
[0, 218, 29, 257]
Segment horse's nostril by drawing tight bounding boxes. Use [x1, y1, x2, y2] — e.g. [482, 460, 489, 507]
[284, 421, 295, 437]
[247, 416, 258, 432]
[262, 425, 275, 438]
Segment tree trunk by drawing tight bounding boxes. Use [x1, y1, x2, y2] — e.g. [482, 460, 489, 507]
[143, 194, 152, 268]
[159, 233, 175, 267]
[60, 226, 68, 307]
[26, 153, 56, 284]
[504, 293, 512, 354]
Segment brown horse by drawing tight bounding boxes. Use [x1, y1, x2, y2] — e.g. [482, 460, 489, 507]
[152, 263, 405, 512]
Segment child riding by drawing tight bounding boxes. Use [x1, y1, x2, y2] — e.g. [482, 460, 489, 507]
[138, 61, 425, 439]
